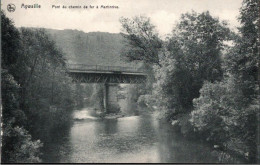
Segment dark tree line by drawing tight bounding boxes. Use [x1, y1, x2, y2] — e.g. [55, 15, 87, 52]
[1, 11, 86, 163]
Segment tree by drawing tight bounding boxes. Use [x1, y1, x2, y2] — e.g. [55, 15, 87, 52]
[190, 75, 258, 162]
[120, 16, 162, 98]
[1, 11, 20, 69]
[1, 20, 79, 162]
[190, 1, 259, 162]
[12, 28, 78, 138]
[154, 11, 231, 114]
[223, 0, 259, 161]
[225, 0, 259, 101]
[120, 16, 162, 65]
[1, 11, 42, 163]
[2, 124, 43, 163]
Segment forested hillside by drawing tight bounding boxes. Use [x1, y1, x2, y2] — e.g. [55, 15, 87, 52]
[44, 29, 139, 67]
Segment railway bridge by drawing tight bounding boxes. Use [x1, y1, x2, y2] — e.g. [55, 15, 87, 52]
[66, 64, 147, 113]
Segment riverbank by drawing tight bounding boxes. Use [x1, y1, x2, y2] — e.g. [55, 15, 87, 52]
[155, 111, 248, 163]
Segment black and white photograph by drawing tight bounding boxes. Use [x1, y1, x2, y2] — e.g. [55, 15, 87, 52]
[1, 0, 259, 163]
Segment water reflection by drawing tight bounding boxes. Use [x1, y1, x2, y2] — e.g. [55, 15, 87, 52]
[41, 126, 73, 163]
[95, 119, 118, 135]
[42, 108, 222, 163]
[156, 121, 219, 163]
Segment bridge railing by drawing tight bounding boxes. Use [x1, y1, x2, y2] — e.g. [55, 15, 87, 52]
[67, 64, 144, 73]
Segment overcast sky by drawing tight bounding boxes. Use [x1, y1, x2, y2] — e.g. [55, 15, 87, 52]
[3, 0, 243, 37]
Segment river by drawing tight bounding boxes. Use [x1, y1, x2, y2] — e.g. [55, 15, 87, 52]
[42, 108, 224, 163]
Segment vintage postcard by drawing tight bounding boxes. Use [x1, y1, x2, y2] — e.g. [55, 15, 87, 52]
[1, 0, 259, 163]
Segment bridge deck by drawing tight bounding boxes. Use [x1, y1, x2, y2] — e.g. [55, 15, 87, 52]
[68, 70, 146, 75]
[67, 64, 144, 74]
[66, 64, 146, 84]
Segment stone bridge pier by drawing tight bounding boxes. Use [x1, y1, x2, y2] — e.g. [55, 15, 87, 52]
[103, 83, 120, 113]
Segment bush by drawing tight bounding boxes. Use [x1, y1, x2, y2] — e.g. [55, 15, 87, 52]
[190, 75, 258, 162]
[137, 94, 157, 109]
[2, 123, 42, 163]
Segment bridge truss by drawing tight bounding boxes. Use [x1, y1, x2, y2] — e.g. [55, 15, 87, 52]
[68, 72, 146, 84]
[67, 64, 147, 84]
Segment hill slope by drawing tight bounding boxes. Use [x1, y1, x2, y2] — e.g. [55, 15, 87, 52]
[44, 29, 138, 67]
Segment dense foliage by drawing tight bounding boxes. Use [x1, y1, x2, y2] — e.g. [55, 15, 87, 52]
[1, 70, 43, 163]
[190, 0, 259, 162]
[121, 0, 259, 163]
[120, 16, 162, 97]
[120, 16, 162, 66]
[154, 11, 231, 115]
[1, 11, 86, 163]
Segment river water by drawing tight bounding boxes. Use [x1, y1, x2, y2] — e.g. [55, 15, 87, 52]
[42, 108, 223, 163]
